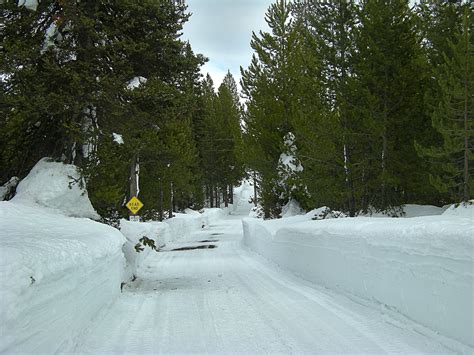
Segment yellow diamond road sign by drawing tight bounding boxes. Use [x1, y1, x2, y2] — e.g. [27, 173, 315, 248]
[126, 196, 143, 215]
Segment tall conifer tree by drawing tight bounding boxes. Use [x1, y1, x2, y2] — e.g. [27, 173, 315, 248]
[241, 0, 306, 217]
[418, 6, 473, 202]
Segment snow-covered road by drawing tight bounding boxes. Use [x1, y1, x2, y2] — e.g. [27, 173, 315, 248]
[73, 214, 453, 353]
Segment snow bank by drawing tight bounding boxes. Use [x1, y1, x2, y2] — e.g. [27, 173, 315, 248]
[162, 209, 226, 242]
[442, 201, 474, 219]
[402, 204, 447, 217]
[363, 204, 447, 218]
[0, 202, 125, 353]
[280, 199, 305, 218]
[121, 208, 227, 279]
[202, 208, 229, 224]
[120, 219, 170, 280]
[242, 214, 474, 349]
[12, 158, 99, 219]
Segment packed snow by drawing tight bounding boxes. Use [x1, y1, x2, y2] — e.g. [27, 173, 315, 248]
[242, 207, 474, 349]
[1, 168, 472, 353]
[72, 213, 465, 354]
[0, 203, 125, 353]
[442, 201, 474, 218]
[362, 203, 448, 218]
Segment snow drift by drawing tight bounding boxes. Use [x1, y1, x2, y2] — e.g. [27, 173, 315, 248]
[442, 201, 474, 218]
[242, 210, 474, 349]
[121, 208, 228, 279]
[0, 159, 125, 353]
[11, 158, 99, 219]
[0, 203, 125, 353]
[120, 219, 169, 280]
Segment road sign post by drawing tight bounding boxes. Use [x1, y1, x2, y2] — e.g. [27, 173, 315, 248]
[126, 196, 144, 221]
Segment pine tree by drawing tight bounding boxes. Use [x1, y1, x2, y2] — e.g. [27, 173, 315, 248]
[241, 0, 306, 217]
[215, 72, 244, 206]
[417, 0, 465, 67]
[291, 0, 360, 214]
[352, 0, 430, 212]
[1, 0, 206, 218]
[417, 6, 473, 202]
[195, 74, 219, 207]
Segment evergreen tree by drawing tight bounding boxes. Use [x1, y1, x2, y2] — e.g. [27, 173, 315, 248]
[196, 74, 219, 207]
[417, 6, 473, 202]
[215, 72, 244, 206]
[291, 0, 360, 214]
[352, 0, 431, 212]
[1, 0, 206, 218]
[417, 0, 465, 67]
[194, 72, 244, 208]
[241, 0, 307, 218]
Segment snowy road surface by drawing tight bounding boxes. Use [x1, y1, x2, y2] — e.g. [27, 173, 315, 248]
[73, 214, 454, 353]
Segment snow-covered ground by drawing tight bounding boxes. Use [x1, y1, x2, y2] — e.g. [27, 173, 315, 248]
[11, 158, 99, 219]
[72, 213, 466, 353]
[243, 205, 474, 350]
[121, 208, 227, 280]
[0, 160, 125, 353]
[1, 162, 472, 353]
[0, 160, 234, 353]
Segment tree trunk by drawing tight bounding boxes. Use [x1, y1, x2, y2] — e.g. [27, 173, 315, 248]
[463, 78, 469, 202]
[159, 178, 163, 221]
[169, 181, 173, 218]
[129, 154, 138, 200]
[253, 171, 258, 206]
[229, 184, 234, 204]
[381, 78, 388, 208]
[344, 145, 356, 216]
[224, 187, 228, 207]
[209, 181, 214, 208]
[381, 129, 387, 207]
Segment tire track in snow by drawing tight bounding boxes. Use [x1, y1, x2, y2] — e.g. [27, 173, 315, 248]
[73, 214, 456, 354]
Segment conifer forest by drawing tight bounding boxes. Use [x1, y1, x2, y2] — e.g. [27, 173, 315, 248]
[1, 0, 472, 219]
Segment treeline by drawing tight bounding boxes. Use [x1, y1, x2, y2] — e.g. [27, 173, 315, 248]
[0, 0, 243, 219]
[241, 0, 473, 218]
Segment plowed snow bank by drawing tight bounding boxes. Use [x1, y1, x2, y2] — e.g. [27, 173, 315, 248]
[242, 210, 474, 348]
[0, 159, 125, 353]
[0, 202, 125, 353]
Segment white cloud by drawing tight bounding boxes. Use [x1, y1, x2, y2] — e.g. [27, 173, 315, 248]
[182, 0, 273, 91]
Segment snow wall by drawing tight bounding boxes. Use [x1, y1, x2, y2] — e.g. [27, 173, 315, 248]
[0, 203, 125, 353]
[121, 208, 227, 280]
[242, 213, 474, 349]
[0, 159, 125, 353]
[11, 158, 99, 219]
[0, 158, 227, 352]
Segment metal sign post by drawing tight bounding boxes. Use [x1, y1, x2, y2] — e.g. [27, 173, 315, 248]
[126, 196, 144, 221]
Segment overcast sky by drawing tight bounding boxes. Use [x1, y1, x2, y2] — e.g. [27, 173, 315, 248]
[182, 0, 275, 91]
